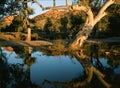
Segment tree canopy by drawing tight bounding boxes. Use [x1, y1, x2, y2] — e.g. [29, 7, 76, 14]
[0, 0, 22, 19]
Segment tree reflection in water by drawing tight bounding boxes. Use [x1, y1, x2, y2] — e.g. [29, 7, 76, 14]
[0, 44, 120, 88]
[0, 47, 39, 88]
[43, 49, 111, 88]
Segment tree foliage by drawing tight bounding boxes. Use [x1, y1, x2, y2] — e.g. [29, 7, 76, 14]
[0, 0, 22, 19]
[0, 0, 35, 32]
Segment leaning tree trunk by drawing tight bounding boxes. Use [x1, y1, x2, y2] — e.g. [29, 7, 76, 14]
[70, 5, 94, 48]
[70, 24, 94, 48]
[70, 0, 115, 49]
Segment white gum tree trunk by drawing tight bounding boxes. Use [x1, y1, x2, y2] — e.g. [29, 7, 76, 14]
[66, 0, 70, 6]
[70, 0, 115, 49]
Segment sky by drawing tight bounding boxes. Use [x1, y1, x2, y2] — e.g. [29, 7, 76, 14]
[29, 0, 72, 18]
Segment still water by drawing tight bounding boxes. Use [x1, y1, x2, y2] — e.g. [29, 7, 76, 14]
[0, 45, 120, 88]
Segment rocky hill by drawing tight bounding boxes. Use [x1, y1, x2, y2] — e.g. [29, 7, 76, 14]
[32, 9, 84, 31]
[0, 16, 14, 26]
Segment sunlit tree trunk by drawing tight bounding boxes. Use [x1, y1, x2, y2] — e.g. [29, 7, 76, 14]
[27, 28, 31, 41]
[70, 5, 94, 48]
[24, 0, 31, 41]
[70, 0, 115, 49]
[66, 0, 70, 6]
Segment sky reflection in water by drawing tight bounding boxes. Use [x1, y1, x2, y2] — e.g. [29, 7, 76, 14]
[6, 50, 84, 85]
[1, 47, 120, 88]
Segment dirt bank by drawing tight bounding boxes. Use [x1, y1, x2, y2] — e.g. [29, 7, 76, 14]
[0, 40, 53, 46]
[0, 36, 120, 47]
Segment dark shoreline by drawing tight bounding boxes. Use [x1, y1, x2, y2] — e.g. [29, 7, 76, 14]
[0, 37, 120, 46]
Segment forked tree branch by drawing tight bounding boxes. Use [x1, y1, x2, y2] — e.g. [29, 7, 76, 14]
[94, 0, 115, 25]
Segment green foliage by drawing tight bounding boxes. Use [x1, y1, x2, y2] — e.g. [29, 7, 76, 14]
[14, 16, 24, 32]
[44, 18, 52, 33]
[0, 0, 22, 19]
[27, 7, 35, 15]
[69, 13, 84, 36]
[108, 4, 120, 15]
[6, 16, 24, 32]
[98, 16, 110, 31]
[31, 33, 39, 40]
[51, 39, 65, 50]
[70, 14, 84, 26]
[0, 23, 7, 31]
[60, 16, 69, 31]
[0, 0, 36, 33]
[32, 10, 85, 39]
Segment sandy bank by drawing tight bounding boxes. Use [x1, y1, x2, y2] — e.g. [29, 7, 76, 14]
[0, 40, 53, 46]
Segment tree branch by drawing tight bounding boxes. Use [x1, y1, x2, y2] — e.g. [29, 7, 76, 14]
[94, 0, 115, 25]
[99, 0, 114, 15]
[32, 0, 45, 10]
[86, 8, 94, 26]
[94, 12, 107, 25]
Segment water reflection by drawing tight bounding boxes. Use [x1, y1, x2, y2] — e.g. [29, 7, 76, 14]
[43, 50, 110, 88]
[0, 47, 38, 88]
[0, 44, 120, 88]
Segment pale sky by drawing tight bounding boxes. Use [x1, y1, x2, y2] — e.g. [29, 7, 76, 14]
[29, 0, 72, 18]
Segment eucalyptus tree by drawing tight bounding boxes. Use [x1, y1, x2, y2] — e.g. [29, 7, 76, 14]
[70, 0, 120, 49]
[0, 0, 34, 32]
[0, 0, 22, 19]
[0, 0, 22, 32]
